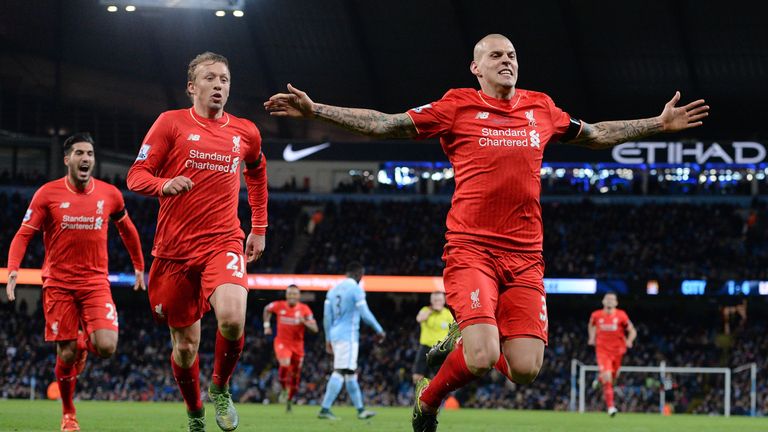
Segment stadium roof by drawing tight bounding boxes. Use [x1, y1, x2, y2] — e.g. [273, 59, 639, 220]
[1, 0, 766, 149]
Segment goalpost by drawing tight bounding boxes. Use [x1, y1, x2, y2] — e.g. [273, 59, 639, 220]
[570, 359, 758, 417]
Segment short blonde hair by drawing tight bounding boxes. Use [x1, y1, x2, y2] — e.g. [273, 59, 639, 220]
[186, 51, 229, 97]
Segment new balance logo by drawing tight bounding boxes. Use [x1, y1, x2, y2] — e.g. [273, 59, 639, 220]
[470, 289, 481, 309]
[475, 111, 490, 120]
[59, 202, 70, 209]
[187, 134, 201, 141]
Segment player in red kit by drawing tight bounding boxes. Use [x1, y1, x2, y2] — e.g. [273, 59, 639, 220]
[263, 284, 319, 411]
[588, 292, 636, 416]
[265, 33, 708, 431]
[5, 133, 145, 432]
[127, 52, 268, 432]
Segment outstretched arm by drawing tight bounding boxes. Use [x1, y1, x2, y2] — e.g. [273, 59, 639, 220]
[264, 84, 418, 139]
[568, 91, 709, 149]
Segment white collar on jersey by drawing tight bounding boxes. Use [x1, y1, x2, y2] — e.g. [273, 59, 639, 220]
[476, 90, 522, 111]
[188, 107, 231, 128]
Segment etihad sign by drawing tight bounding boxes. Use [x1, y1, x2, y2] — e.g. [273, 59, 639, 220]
[612, 142, 765, 164]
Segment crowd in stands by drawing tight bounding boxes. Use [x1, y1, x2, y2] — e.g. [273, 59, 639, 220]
[1, 295, 764, 416]
[2, 189, 766, 281]
[0, 190, 305, 276]
[0, 170, 48, 186]
[1, 179, 767, 416]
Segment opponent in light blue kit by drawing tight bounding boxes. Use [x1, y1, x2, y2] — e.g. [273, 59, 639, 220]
[318, 262, 386, 420]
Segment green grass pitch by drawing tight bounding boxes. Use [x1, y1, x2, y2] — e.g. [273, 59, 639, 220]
[0, 400, 766, 431]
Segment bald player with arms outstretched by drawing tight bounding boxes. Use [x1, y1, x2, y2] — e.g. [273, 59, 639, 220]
[265, 34, 708, 431]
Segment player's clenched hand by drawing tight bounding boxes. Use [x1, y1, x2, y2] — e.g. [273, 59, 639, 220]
[658, 91, 709, 132]
[5, 270, 18, 302]
[162, 176, 194, 196]
[264, 84, 315, 118]
[245, 233, 266, 262]
[264, 326, 273, 336]
[133, 269, 146, 292]
[325, 341, 333, 354]
[626, 340, 633, 349]
[587, 338, 595, 346]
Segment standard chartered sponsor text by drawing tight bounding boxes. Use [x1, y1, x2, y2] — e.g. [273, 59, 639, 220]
[61, 215, 102, 230]
[186, 149, 235, 172]
[479, 127, 530, 147]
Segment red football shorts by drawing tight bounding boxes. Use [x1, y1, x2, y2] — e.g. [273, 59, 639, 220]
[442, 243, 548, 343]
[148, 249, 248, 328]
[597, 350, 624, 375]
[42, 284, 118, 342]
[273, 338, 304, 362]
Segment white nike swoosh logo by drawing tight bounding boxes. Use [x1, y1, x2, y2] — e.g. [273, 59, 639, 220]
[283, 142, 331, 162]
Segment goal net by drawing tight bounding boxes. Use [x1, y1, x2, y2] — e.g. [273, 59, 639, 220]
[570, 360, 757, 417]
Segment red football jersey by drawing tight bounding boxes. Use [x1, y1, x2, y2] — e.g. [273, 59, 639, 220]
[266, 300, 315, 344]
[16, 177, 127, 289]
[406, 88, 572, 252]
[127, 108, 267, 259]
[590, 308, 631, 355]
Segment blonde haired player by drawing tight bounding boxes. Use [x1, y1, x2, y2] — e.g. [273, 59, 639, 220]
[128, 52, 268, 432]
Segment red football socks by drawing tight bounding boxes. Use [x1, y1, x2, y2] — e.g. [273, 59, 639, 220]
[76, 331, 96, 355]
[288, 361, 301, 400]
[55, 356, 77, 415]
[602, 380, 615, 408]
[419, 343, 479, 408]
[494, 353, 511, 381]
[212, 330, 244, 388]
[171, 354, 202, 412]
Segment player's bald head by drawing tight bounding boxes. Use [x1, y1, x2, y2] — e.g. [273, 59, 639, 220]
[473, 34, 514, 61]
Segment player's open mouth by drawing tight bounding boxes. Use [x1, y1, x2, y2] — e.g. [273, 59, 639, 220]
[212, 93, 223, 101]
[499, 69, 513, 76]
[78, 165, 89, 173]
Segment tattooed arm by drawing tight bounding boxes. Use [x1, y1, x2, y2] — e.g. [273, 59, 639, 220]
[568, 91, 709, 149]
[570, 118, 663, 149]
[264, 84, 417, 139]
[312, 104, 417, 139]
